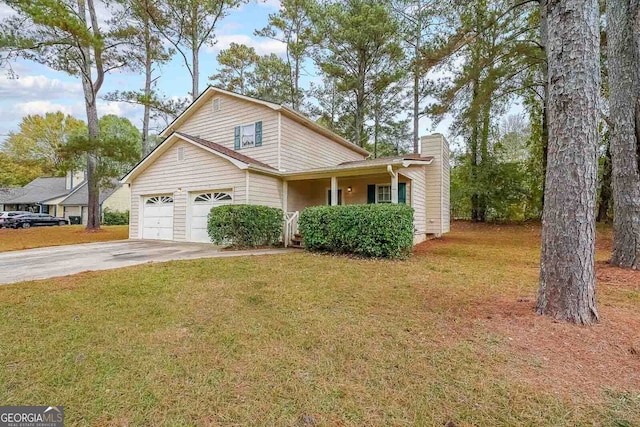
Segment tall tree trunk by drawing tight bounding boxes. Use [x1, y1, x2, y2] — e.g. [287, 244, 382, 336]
[78, 0, 104, 231]
[190, 5, 199, 100]
[413, 15, 421, 154]
[470, 79, 480, 222]
[539, 0, 549, 213]
[537, 0, 600, 323]
[142, 14, 153, 157]
[478, 99, 492, 222]
[597, 137, 613, 222]
[608, 0, 640, 269]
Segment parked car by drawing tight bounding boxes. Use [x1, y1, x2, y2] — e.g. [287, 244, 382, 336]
[7, 213, 69, 229]
[0, 211, 31, 228]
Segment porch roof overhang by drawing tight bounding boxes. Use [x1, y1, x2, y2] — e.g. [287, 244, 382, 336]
[281, 157, 434, 181]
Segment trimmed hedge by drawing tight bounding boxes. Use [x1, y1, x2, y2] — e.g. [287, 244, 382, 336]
[207, 204, 284, 247]
[298, 204, 414, 259]
[102, 209, 129, 225]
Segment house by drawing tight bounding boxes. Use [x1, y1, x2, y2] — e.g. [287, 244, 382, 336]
[121, 86, 450, 245]
[0, 187, 27, 212]
[1, 171, 130, 224]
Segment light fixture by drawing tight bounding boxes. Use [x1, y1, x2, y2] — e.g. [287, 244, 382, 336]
[347, 186, 352, 193]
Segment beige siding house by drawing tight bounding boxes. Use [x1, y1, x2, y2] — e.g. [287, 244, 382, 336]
[122, 87, 450, 244]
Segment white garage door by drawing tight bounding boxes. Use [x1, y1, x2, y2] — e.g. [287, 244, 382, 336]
[142, 195, 174, 240]
[189, 191, 233, 243]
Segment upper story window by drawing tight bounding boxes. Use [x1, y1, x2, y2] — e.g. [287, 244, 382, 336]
[234, 121, 262, 150]
[241, 124, 255, 148]
[212, 97, 221, 112]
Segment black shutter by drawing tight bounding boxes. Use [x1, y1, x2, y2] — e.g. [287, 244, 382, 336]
[367, 185, 376, 204]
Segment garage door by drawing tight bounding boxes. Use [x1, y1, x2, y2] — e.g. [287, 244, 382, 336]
[142, 195, 174, 240]
[189, 191, 233, 242]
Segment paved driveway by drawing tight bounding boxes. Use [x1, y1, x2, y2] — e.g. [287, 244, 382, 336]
[0, 240, 289, 285]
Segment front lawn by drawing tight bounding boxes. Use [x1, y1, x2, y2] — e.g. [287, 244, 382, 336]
[0, 223, 638, 426]
[0, 225, 129, 252]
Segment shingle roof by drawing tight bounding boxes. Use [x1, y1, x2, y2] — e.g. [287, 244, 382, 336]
[5, 177, 69, 204]
[175, 132, 277, 170]
[0, 187, 27, 204]
[59, 179, 121, 206]
[338, 154, 434, 168]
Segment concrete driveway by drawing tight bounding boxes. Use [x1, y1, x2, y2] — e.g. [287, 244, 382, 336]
[0, 240, 289, 285]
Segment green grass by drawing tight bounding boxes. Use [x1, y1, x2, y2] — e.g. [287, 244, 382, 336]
[0, 223, 638, 426]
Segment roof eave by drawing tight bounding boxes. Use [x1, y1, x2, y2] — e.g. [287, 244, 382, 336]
[282, 159, 433, 180]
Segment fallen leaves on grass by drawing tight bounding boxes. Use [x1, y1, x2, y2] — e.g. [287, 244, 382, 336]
[0, 225, 128, 252]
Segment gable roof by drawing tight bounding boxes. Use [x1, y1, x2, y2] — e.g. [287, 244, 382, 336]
[175, 132, 276, 170]
[5, 177, 69, 204]
[121, 132, 278, 184]
[59, 179, 123, 206]
[160, 86, 369, 157]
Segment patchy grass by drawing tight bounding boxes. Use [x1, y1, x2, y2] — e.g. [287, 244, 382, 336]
[0, 222, 638, 426]
[0, 225, 129, 252]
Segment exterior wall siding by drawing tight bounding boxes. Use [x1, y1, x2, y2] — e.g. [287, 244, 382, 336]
[129, 140, 247, 240]
[421, 134, 450, 236]
[247, 172, 283, 209]
[103, 185, 131, 213]
[279, 115, 366, 171]
[175, 92, 280, 169]
[399, 166, 427, 237]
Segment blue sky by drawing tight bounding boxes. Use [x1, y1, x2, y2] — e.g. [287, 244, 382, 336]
[0, 0, 455, 142]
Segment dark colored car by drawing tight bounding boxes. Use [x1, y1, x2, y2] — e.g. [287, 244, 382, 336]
[0, 211, 30, 228]
[7, 213, 69, 229]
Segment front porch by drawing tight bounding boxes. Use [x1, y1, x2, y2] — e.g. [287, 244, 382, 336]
[282, 171, 417, 247]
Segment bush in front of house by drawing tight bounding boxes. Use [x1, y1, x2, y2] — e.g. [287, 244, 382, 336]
[102, 209, 129, 225]
[298, 204, 414, 259]
[207, 204, 284, 247]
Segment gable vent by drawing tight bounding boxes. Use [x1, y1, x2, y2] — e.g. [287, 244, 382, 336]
[177, 146, 185, 161]
[212, 97, 221, 112]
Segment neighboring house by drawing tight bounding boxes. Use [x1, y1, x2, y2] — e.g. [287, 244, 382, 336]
[121, 86, 450, 244]
[58, 179, 131, 225]
[1, 171, 130, 224]
[0, 187, 27, 211]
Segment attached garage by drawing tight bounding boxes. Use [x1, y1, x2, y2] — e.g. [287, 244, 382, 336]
[142, 195, 174, 240]
[187, 191, 233, 243]
[122, 133, 280, 242]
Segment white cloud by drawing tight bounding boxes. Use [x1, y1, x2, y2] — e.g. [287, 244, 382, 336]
[15, 100, 75, 117]
[207, 34, 287, 56]
[0, 75, 83, 100]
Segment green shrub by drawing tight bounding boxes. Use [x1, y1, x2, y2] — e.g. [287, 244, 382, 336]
[102, 209, 129, 225]
[298, 204, 414, 259]
[207, 204, 284, 247]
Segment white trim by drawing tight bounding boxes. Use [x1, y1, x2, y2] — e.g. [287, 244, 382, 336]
[245, 170, 250, 203]
[330, 176, 338, 206]
[277, 111, 282, 170]
[239, 122, 257, 149]
[282, 180, 288, 212]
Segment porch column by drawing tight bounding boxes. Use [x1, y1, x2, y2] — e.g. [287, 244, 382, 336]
[391, 174, 399, 204]
[282, 180, 288, 212]
[330, 176, 338, 206]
